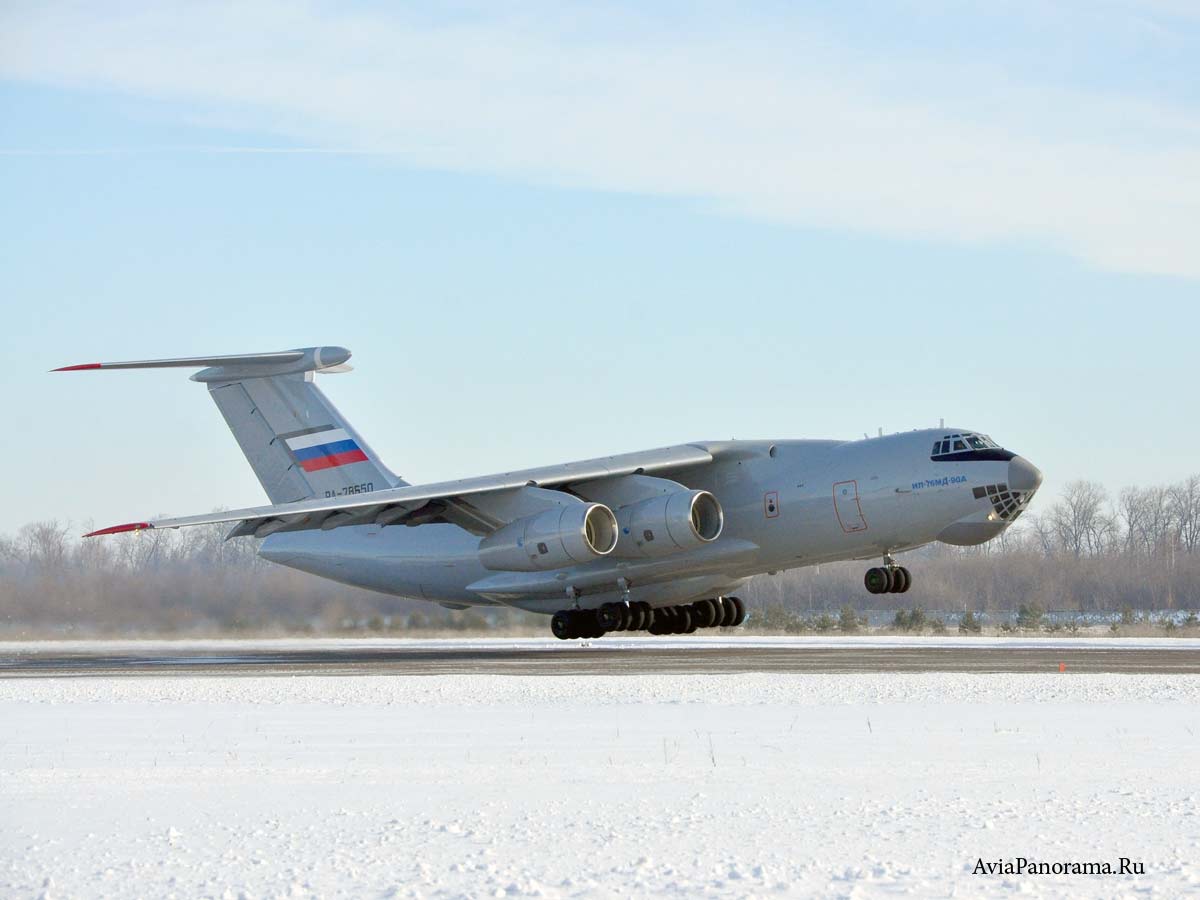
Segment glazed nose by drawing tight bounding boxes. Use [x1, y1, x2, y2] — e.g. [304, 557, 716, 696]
[1008, 456, 1043, 493]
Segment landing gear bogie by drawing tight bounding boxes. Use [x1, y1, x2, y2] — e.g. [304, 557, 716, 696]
[549, 595, 747, 639]
[865, 565, 912, 595]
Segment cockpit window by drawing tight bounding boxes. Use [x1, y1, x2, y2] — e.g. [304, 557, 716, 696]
[930, 432, 1016, 462]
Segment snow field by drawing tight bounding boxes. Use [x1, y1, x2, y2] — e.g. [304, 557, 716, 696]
[2, 672, 1199, 898]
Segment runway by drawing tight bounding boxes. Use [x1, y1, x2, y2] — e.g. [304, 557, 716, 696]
[2, 636, 1199, 676]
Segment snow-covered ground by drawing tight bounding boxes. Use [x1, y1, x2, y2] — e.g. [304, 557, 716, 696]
[3, 671, 1199, 898]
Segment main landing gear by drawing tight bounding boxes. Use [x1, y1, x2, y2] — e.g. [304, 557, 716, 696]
[550, 596, 747, 640]
[865, 557, 912, 595]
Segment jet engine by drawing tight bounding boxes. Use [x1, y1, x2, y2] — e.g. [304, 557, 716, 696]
[478, 503, 619, 572]
[613, 490, 724, 558]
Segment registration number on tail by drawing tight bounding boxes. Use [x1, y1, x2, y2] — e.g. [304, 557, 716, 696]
[324, 482, 374, 498]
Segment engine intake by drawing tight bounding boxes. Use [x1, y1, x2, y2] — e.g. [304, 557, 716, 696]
[613, 490, 724, 558]
[478, 503, 618, 572]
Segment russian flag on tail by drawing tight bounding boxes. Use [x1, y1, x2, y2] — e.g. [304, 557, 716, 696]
[284, 427, 369, 472]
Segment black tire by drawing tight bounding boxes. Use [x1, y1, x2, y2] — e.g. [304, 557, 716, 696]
[647, 608, 664, 635]
[694, 599, 718, 628]
[864, 567, 888, 594]
[616, 605, 632, 631]
[729, 596, 747, 627]
[575, 610, 602, 639]
[567, 610, 585, 639]
[627, 604, 644, 631]
[637, 602, 653, 631]
[719, 597, 737, 627]
[551, 611, 573, 640]
[597, 603, 622, 631]
[896, 567, 912, 594]
[676, 608, 693, 634]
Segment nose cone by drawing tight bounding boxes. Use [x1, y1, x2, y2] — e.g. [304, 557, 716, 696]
[1007, 456, 1043, 493]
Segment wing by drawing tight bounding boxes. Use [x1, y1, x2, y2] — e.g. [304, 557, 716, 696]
[85, 443, 716, 538]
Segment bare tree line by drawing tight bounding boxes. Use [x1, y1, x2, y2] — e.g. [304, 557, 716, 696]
[3, 475, 1200, 636]
[0, 520, 484, 637]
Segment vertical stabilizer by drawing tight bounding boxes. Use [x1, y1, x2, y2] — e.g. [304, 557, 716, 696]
[54, 346, 402, 503]
[207, 372, 399, 503]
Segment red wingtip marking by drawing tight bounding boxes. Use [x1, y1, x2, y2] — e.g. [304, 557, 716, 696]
[84, 522, 153, 538]
[52, 363, 102, 372]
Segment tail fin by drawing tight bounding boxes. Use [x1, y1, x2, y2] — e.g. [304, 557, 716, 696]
[54, 346, 402, 503]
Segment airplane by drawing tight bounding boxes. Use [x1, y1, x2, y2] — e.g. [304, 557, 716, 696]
[59, 346, 1043, 639]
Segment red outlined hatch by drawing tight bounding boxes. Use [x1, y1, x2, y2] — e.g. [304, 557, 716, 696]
[833, 480, 868, 533]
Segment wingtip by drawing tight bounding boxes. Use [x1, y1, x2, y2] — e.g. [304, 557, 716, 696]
[83, 522, 153, 538]
[52, 363, 102, 372]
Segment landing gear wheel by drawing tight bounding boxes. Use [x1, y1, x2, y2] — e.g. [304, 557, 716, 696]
[718, 597, 737, 627]
[572, 610, 603, 639]
[728, 596, 747, 627]
[675, 607, 693, 634]
[616, 605, 632, 631]
[551, 611, 574, 640]
[708, 598, 723, 627]
[647, 607, 664, 635]
[596, 603, 623, 631]
[865, 567, 889, 595]
[892, 567, 911, 594]
[693, 599, 718, 628]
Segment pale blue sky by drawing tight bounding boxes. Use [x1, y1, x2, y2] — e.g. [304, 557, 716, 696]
[1, 2, 1198, 534]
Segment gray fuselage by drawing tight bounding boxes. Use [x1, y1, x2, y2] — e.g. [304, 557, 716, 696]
[258, 428, 1041, 615]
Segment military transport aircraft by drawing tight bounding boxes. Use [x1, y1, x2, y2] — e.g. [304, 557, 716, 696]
[59, 346, 1042, 639]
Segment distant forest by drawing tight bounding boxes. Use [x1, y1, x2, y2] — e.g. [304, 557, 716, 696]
[3, 476, 1199, 637]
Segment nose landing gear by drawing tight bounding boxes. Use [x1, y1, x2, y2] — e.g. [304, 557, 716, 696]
[865, 557, 912, 594]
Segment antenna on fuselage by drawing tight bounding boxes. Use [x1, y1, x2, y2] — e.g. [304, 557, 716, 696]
[939, 417, 945, 429]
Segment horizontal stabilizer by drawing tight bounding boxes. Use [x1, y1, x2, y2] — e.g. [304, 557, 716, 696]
[53, 346, 351, 382]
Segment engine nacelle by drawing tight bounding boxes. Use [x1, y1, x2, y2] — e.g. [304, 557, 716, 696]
[478, 503, 618, 572]
[613, 490, 723, 558]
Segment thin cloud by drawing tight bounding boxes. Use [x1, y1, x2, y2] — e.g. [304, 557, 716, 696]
[2, 1, 1198, 278]
[0, 147, 423, 156]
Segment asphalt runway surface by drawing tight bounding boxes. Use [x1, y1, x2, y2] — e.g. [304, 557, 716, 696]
[2, 638, 1199, 677]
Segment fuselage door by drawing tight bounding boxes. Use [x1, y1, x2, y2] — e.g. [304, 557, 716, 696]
[833, 480, 868, 533]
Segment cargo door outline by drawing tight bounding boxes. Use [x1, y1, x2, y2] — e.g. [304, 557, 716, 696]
[833, 480, 868, 533]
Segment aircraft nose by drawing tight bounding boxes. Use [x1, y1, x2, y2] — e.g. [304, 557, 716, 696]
[1007, 456, 1043, 493]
